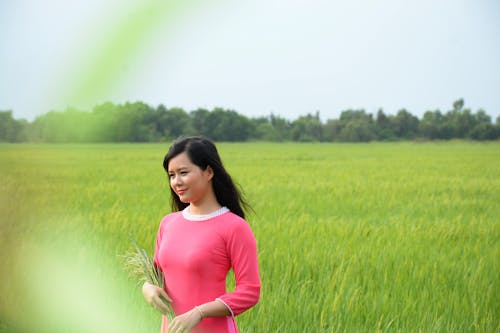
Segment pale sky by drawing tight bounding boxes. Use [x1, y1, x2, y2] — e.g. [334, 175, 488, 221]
[1, 0, 499, 122]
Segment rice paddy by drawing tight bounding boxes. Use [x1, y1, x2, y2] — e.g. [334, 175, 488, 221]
[0, 141, 499, 332]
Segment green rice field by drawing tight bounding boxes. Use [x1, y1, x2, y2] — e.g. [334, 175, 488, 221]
[1, 142, 499, 332]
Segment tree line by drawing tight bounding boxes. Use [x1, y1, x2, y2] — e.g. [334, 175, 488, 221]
[1, 99, 499, 142]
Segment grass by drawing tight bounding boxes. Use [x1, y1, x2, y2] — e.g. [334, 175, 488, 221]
[0, 141, 499, 332]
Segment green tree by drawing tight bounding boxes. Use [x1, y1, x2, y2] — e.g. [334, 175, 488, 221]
[157, 107, 192, 140]
[206, 108, 252, 141]
[419, 110, 446, 139]
[251, 116, 273, 141]
[0, 110, 29, 142]
[339, 118, 376, 142]
[250, 114, 291, 141]
[335, 109, 376, 142]
[269, 114, 291, 141]
[190, 108, 211, 137]
[115, 102, 154, 142]
[469, 123, 497, 140]
[375, 109, 396, 141]
[322, 119, 343, 141]
[30, 110, 73, 142]
[451, 108, 476, 138]
[391, 109, 419, 139]
[442, 99, 478, 138]
[469, 109, 498, 140]
[291, 112, 322, 142]
[453, 98, 464, 112]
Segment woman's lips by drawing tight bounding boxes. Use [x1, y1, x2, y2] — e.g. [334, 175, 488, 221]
[177, 189, 186, 195]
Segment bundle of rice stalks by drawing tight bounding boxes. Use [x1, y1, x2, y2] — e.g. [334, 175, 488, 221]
[121, 238, 175, 320]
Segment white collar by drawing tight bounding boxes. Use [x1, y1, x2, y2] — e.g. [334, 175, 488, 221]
[182, 205, 229, 221]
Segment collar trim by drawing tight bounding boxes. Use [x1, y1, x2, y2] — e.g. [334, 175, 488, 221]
[182, 206, 229, 221]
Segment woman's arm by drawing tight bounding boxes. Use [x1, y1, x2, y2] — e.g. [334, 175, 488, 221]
[195, 299, 231, 317]
[217, 220, 261, 315]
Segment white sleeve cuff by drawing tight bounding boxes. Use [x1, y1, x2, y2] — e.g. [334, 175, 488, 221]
[215, 298, 234, 317]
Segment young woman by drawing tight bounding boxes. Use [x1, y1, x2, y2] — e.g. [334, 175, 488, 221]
[142, 136, 261, 333]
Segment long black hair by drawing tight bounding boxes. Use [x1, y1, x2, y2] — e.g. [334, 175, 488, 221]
[163, 136, 251, 219]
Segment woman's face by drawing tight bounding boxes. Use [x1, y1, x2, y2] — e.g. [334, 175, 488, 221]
[167, 151, 213, 204]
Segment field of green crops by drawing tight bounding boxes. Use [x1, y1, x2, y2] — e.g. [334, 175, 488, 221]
[1, 142, 499, 333]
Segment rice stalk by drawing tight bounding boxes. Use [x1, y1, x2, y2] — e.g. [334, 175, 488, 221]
[121, 237, 175, 320]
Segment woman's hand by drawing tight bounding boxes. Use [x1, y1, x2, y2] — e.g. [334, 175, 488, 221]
[168, 308, 202, 333]
[142, 281, 173, 314]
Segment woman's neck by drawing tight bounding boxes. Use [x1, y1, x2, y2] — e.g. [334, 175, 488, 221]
[189, 203, 222, 215]
[189, 193, 221, 215]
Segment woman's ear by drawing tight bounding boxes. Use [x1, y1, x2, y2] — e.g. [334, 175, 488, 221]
[205, 165, 214, 181]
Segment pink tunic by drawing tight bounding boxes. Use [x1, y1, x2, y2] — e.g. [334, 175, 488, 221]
[154, 208, 261, 333]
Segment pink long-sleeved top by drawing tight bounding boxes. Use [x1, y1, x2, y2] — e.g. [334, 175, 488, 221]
[154, 207, 261, 333]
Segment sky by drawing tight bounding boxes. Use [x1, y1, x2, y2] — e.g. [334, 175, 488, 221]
[1, 0, 499, 122]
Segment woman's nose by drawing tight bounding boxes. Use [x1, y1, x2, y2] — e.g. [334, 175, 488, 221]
[171, 174, 181, 186]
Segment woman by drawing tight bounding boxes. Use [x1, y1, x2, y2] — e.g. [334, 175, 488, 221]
[142, 136, 261, 333]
